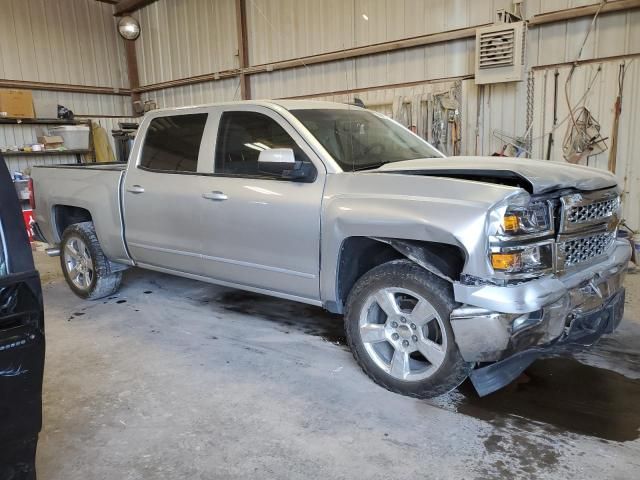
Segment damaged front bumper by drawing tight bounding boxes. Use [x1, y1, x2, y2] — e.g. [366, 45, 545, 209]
[450, 239, 631, 396]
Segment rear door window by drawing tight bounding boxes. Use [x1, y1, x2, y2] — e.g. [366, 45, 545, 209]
[140, 114, 208, 173]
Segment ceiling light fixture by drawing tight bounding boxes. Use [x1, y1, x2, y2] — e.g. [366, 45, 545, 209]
[118, 16, 141, 41]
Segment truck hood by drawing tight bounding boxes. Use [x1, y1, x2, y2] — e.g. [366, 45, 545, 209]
[375, 156, 618, 194]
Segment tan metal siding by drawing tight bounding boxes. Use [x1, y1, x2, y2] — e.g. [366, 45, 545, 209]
[130, 0, 638, 230]
[528, 60, 640, 230]
[140, 78, 241, 107]
[0, 0, 128, 88]
[134, 0, 238, 86]
[528, 9, 640, 66]
[245, 0, 514, 65]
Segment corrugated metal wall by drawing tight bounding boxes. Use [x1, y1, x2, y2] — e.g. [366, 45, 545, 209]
[529, 59, 640, 229]
[0, 0, 128, 88]
[142, 79, 241, 108]
[134, 0, 238, 86]
[0, 0, 135, 172]
[246, 0, 513, 65]
[134, 0, 640, 229]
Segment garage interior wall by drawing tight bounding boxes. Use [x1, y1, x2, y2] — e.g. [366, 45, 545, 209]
[2, 0, 636, 230]
[0, 0, 134, 170]
[130, 0, 639, 231]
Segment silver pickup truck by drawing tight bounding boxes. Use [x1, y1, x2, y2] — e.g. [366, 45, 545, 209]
[31, 100, 630, 397]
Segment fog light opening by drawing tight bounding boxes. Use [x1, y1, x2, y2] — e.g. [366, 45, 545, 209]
[512, 309, 544, 332]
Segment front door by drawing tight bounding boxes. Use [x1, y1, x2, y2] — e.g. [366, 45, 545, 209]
[0, 157, 45, 479]
[198, 107, 325, 302]
[123, 111, 210, 275]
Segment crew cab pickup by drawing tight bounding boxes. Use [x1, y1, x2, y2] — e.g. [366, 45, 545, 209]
[31, 100, 631, 397]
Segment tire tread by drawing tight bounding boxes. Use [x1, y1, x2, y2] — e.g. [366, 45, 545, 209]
[345, 259, 471, 399]
[60, 222, 122, 300]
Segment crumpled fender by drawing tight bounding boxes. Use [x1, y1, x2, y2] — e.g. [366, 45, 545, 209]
[319, 172, 524, 307]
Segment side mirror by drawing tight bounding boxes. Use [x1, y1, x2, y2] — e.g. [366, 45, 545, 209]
[258, 148, 312, 181]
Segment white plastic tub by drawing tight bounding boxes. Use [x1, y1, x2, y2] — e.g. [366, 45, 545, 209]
[48, 125, 90, 150]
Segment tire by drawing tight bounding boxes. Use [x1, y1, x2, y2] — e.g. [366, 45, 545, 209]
[345, 259, 471, 398]
[60, 221, 122, 300]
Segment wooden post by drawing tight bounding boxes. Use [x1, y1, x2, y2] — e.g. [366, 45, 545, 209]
[235, 0, 251, 99]
[114, 0, 159, 16]
[124, 39, 142, 114]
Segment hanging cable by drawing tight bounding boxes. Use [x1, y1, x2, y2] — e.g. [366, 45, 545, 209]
[530, 63, 602, 143]
[565, 0, 607, 133]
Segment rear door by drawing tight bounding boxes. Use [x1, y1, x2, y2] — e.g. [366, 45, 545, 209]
[0, 156, 45, 479]
[122, 111, 211, 275]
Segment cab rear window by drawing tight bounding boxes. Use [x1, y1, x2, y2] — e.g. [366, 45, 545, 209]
[139, 114, 207, 173]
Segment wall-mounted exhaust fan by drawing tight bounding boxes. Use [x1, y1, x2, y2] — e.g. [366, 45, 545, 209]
[475, 21, 525, 85]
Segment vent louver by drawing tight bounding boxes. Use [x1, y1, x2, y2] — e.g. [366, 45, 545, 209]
[475, 21, 525, 84]
[479, 29, 515, 69]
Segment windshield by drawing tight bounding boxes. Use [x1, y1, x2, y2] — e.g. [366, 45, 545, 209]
[290, 108, 442, 171]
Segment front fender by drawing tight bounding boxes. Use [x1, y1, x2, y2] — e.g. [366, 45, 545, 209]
[319, 173, 523, 306]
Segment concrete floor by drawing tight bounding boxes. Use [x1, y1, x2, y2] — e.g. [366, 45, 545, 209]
[33, 250, 640, 479]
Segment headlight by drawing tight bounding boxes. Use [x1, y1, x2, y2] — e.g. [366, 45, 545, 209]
[500, 202, 553, 237]
[490, 243, 554, 274]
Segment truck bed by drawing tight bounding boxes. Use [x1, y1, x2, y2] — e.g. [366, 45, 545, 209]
[31, 162, 129, 263]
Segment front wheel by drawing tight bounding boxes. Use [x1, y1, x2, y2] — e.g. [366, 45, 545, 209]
[345, 259, 471, 398]
[60, 222, 122, 300]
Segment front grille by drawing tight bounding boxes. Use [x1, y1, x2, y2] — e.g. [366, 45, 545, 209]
[566, 197, 619, 224]
[559, 231, 615, 267]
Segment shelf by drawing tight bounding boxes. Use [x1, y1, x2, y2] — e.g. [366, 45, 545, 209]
[0, 118, 85, 125]
[1, 149, 91, 157]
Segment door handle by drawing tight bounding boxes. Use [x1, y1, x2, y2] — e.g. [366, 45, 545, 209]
[202, 191, 228, 201]
[127, 185, 145, 194]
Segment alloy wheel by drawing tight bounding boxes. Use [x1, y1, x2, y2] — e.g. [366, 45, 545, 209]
[63, 236, 94, 290]
[358, 287, 448, 381]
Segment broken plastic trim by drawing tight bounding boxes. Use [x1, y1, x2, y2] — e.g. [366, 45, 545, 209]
[370, 237, 456, 283]
[470, 289, 625, 396]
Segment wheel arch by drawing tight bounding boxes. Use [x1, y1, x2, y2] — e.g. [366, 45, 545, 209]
[328, 236, 467, 314]
[53, 205, 93, 241]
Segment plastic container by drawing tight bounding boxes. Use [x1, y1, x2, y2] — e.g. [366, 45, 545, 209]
[14, 179, 30, 201]
[48, 125, 90, 150]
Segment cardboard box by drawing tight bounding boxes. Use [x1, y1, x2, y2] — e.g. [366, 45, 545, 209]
[33, 97, 58, 119]
[0, 89, 35, 119]
[37, 135, 64, 149]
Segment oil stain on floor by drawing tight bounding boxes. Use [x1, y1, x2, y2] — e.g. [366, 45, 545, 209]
[209, 289, 640, 443]
[215, 290, 346, 346]
[451, 357, 640, 442]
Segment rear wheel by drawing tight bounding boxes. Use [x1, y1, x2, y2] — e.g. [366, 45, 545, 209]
[345, 259, 471, 398]
[60, 222, 122, 300]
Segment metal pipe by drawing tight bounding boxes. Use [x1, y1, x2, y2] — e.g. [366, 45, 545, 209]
[528, 0, 640, 25]
[0, 79, 130, 96]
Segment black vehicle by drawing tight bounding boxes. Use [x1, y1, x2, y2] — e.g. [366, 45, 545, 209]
[0, 156, 45, 480]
